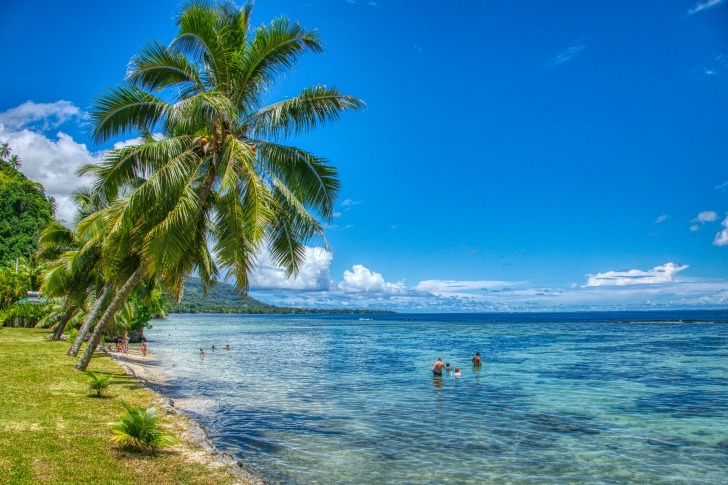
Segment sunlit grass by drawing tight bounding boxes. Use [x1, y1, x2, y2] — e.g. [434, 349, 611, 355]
[0, 327, 242, 484]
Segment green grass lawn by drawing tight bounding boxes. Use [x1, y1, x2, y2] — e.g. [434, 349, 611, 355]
[0, 328, 244, 484]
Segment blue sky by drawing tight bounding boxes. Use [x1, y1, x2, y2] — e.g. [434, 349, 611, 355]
[1, 0, 727, 311]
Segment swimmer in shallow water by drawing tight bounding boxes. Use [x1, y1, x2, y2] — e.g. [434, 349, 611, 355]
[225, 344, 231, 351]
[472, 352, 482, 368]
[199, 348, 205, 359]
[452, 367, 462, 377]
[445, 363, 451, 372]
[431, 357, 444, 376]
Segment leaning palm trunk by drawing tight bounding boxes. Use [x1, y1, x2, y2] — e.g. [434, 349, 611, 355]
[75, 268, 146, 371]
[68, 284, 111, 356]
[51, 305, 76, 340]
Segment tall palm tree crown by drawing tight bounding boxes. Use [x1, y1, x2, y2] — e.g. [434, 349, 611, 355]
[83, 0, 364, 296]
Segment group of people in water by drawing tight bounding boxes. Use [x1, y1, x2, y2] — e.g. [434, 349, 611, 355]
[199, 344, 231, 359]
[431, 352, 482, 377]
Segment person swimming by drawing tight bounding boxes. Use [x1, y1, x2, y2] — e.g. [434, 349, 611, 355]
[472, 352, 482, 367]
[431, 357, 445, 376]
[445, 363, 452, 372]
[452, 367, 462, 377]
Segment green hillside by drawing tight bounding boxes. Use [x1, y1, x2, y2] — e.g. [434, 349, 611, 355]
[170, 277, 394, 314]
[0, 155, 54, 265]
[170, 277, 277, 313]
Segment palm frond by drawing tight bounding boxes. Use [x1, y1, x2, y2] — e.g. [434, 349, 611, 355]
[126, 40, 205, 98]
[256, 141, 340, 220]
[237, 17, 323, 109]
[89, 85, 170, 143]
[249, 85, 365, 140]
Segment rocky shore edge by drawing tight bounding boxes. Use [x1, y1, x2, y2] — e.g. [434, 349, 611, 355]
[108, 350, 267, 485]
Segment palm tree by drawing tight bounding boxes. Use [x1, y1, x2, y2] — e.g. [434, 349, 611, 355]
[8, 154, 22, 170]
[74, 1, 363, 370]
[38, 220, 105, 341]
[17, 254, 45, 292]
[37, 188, 112, 343]
[0, 143, 10, 159]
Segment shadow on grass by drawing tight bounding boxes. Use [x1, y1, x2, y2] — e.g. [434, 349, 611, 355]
[112, 445, 181, 459]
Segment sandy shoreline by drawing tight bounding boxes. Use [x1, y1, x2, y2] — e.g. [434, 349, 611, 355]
[106, 348, 266, 485]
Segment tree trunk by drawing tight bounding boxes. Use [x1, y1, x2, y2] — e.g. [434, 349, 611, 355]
[67, 284, 111, 357]
[76, 265, 146, 371]
[51, 305, 75, 340]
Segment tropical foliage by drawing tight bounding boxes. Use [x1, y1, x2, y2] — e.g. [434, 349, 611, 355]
[0, 144, 55, 265]
[73, 0, 362, 370]
[0, 303, 50, 327]
[109, 401, 178, 452]
[0, 267, 27, 309]
[85, 371, 114, 397]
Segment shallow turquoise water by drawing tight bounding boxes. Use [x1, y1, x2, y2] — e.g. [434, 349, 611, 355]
[147, 312, 728, 484]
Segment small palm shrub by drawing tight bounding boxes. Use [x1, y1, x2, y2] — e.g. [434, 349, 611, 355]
[85, 371, 113, 397]
[109, 401, 178, 453]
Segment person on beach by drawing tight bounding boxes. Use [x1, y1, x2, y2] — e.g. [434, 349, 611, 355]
[115, 335, 122, 352]
[140, 342, 147, 357]
[472, 352, 482, 368]
[431, 357, 445, 376]
[452, 367, 462, 377]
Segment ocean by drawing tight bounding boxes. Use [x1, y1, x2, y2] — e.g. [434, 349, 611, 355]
[146, 311, 728, 484]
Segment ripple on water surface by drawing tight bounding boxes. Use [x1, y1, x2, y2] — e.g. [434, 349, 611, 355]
[148, 312, 728, 484]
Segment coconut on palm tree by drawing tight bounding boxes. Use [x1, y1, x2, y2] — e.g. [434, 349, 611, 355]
[74, 0, 363, 370]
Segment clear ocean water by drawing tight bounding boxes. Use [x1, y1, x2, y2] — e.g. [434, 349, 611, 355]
[146, 311, 728, 484]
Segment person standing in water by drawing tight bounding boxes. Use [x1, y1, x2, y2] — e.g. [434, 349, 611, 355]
[431, 357, 445, 376]
[471, 352, 482, 368]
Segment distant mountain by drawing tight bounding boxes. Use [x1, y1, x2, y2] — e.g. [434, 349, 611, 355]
[170, 277, 277, 314]
[170, 277, 394, 314]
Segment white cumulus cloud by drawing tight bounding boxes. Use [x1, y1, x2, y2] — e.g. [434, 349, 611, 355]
[692, 211, 718, 223]
[0, 100, 81, 131]
[338, 264, 407, 294]
[713, 215, 728, 246]
[249, 247, 333, 291]
[0, 123, 96, 223]
[584, 263, 688, 287]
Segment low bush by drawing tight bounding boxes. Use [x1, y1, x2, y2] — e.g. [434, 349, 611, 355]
[109, 401, 178, 453]
[0, 303, 50, 327]
[85, 371, 113, 397]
